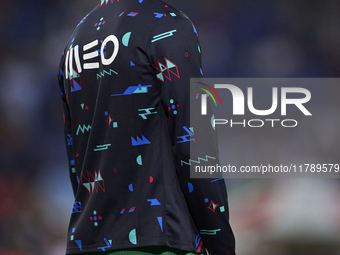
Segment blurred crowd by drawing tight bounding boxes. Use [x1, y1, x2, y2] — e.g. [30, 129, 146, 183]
[0, 0, 340, 254]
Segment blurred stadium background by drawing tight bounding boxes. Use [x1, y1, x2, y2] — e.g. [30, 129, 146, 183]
[0, 0, 339, 254]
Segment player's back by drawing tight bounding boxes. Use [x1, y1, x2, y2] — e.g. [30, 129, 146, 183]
[59, 1, 208, 254]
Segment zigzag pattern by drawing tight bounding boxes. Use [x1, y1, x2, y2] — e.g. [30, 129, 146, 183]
[138, 108, 157, 119]
[177, 126, 194, 143]
[131, 135, 151, 146]
[181, 155, 216, 166]
[97, 69, 118, 80]
[67, 134, 73, 145]
[76, 125, 91, 135]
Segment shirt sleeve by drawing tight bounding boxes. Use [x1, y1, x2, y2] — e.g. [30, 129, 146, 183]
[146, 12, 236, 255]
[58, 53, 78, 198]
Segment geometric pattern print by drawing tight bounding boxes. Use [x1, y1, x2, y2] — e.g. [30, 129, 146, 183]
[69, 69, 82, 92]
[152, 58, 180, 82]
[100, 0, 115, 7]
[60, 0, 234, 253]
[80, 170, 105, 193]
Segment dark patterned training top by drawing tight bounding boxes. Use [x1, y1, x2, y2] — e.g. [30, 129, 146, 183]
[58, 0, 235, 254]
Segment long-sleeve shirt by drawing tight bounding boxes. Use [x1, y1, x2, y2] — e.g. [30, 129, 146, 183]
[58, 0, 235, 254]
